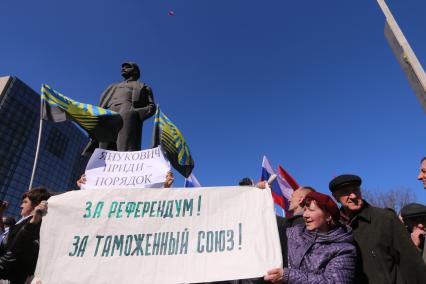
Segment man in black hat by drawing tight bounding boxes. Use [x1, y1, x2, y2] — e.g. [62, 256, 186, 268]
[84, 62, 156, 153]
[400, 203, 426, 259]
[329, 174, 426, 284]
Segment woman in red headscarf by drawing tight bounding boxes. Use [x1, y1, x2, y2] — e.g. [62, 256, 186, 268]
[265, 191, 357, 284]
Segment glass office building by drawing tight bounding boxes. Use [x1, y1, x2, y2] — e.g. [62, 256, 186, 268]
[0, 76, 89, 217]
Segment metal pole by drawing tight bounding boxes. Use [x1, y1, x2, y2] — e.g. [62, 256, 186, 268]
[376, 0, 426, 112]
[376, 0, 396, 21]
[29, 90, 44, 190]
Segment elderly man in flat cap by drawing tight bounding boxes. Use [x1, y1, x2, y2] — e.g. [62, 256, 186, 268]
[329, 174, 426, 284]
[83, 62, 156, 154]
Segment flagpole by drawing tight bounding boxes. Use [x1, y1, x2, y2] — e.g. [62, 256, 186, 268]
[29, 91, 44, 190]
[376, 0, 426, 112]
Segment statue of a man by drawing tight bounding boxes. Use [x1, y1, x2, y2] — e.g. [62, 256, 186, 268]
[83, 62, 156, 154]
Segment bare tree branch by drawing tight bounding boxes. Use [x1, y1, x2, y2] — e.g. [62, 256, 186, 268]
[362, 187, 417, 213]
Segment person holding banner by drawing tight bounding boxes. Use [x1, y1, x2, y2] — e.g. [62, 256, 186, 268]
[264, 192, 357, 284]
[0, 187, 50, 284]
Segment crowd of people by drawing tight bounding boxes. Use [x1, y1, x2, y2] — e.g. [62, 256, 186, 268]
[261, 174, 426, 284]
[0, 159, 425, 284]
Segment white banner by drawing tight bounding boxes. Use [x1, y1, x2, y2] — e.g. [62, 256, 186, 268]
[83, 147, 171, 189]
[33, 187, 282, 284]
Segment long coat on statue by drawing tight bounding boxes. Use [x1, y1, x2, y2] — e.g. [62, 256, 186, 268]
[83, 79, 156, 155]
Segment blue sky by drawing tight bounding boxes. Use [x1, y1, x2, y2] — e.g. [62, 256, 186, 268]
[1, 0, 426, 203]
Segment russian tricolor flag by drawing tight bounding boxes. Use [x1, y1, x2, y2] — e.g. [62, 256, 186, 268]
[261, 156, 299, 217]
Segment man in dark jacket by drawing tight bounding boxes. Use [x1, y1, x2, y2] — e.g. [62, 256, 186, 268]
[329, 174, 426, 284]
[0, 209, 44, 284]
[400, 203, 426, 263]
[83, 62, 156, 154]
[0, 187, 50, 284]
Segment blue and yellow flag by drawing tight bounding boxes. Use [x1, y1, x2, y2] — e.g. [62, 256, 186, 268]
[41, 84, 122, 142]
[151, 107, 194, 178]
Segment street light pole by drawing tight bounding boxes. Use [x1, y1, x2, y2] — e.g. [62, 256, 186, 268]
[376, 0, 426, 113]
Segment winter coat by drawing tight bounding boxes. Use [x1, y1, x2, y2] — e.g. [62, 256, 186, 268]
[284, 224, 356, 284]
[344, 201, 426, 284]
[279, 214, 303, 268]
[0, 221, 40, 284]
